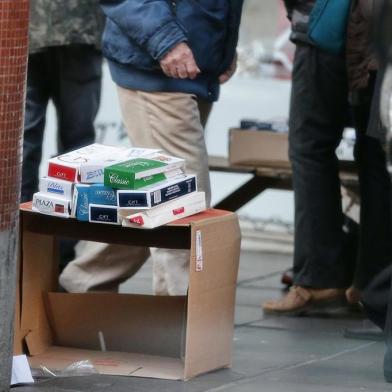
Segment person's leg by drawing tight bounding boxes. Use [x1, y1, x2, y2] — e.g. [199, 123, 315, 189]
[59, 242, 150, 292]
[117, 88, 212, 295]
[54, 44, 102, 153]
[385, 270, 392, 382]
[117, 88, 212, 205]
[290, 44, 350, 289]
[263, 44, 350, 313]
[352, 75, 392, 292]
[21, 52, 50, 202]
[53, 45, 102, 270]
[55, 45, 147, 289]
[60, 89, 211, 295]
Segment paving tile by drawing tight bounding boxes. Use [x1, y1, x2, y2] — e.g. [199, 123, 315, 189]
[223, 378, 390, 392]
[225, 336, 388, 392]
[235, 305, 264, 326]
[239, 273, 288, 291]
[230, 326, 369, 377]
[255, 341, 388, 392]
[251, 312, 368, 335]
[237, 252, 291, 285]
[236, 285, 284, 309]
[15, 369, 245, 392]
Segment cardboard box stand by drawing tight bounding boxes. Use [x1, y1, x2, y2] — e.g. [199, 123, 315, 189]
[229, 128, 290, 167]
[15, 205, 241, 380]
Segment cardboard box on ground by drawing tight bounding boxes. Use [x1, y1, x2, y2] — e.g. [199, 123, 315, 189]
[14, 206, 241, 380]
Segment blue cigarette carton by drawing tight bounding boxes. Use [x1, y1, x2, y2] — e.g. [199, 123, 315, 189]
[74, 184, 117, 222]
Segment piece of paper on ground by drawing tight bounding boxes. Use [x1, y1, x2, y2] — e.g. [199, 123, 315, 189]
[11, 355, 34, 386]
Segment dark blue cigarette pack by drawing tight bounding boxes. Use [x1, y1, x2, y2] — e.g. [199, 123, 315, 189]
[117, 175, 197, 210]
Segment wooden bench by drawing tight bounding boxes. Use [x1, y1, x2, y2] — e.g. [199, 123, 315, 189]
[208, 156, 359, 212]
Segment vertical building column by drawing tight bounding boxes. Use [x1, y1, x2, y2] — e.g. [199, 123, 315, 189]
[0, 1, 29, 390]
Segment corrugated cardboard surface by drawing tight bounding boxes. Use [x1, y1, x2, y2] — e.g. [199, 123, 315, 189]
[18, 208, 241, 380]
[21, 230, 58, 356]
[45, 293, 186, 357]
[28, 347, 185, 379]
[13, 289, 22, 355]
[185, 213, 241, 379]
[13, 275, 22, 355]
[26, 293, 187, 379]
[13, 227, 23, 355]
[229, 128, 290, 167]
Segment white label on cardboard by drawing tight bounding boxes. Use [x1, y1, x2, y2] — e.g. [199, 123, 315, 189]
[196, 229, 203, 272]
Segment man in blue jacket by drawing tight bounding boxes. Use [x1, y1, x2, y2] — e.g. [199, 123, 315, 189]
[60, 0, 244, 295]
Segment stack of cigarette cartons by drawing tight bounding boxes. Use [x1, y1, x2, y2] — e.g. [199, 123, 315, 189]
[32, 144, 207, 228]
[104, 153, 206, 228]
[32, 143, 160, 219]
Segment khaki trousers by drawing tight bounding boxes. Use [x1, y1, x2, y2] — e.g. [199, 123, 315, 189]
[60, 88, 212, 295]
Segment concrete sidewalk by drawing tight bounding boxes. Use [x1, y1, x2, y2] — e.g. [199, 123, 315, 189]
[15, 250, 388, 392]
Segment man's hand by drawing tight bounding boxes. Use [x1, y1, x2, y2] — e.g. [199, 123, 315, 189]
[219, 53, 238, 84]
[160, 42, 201, 80]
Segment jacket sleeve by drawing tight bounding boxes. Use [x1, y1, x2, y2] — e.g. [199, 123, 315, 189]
[100, 0, 187, 60]
[222, 0, 243, 72]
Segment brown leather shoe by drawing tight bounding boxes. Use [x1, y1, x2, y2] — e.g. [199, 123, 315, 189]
[262, 286, 346, 315]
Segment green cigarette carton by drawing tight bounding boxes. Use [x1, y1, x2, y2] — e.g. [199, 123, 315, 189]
[104, 155, 185, 190]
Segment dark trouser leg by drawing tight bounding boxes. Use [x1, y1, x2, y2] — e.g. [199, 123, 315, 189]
[52, 45, 102, 271]
[352, 75, 392, 291]
[385, 262, 392, 382]
[54, 44, 102, 154]
[21, 52, 50, 202]
[290, 44, 351, 288]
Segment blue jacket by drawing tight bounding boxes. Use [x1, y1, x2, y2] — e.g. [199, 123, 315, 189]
[100, 0, 243, 101]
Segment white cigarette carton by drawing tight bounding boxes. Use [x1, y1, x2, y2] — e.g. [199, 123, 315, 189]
[89, 204, 121, 225]
[32, 192, 72, 219]
[39, 177, 74, 200]
[117, 174, 197, 212]
[47, 143, 160, 183]
[122, 192, 206, 229]
[80, 147, 161, 183]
